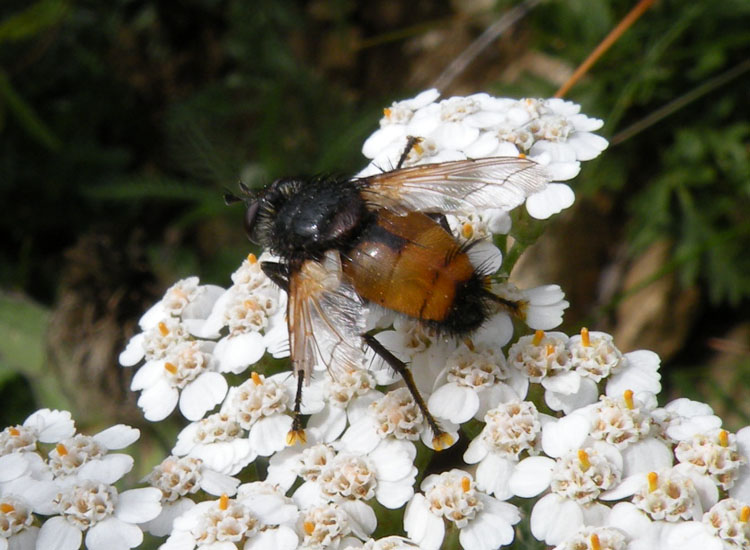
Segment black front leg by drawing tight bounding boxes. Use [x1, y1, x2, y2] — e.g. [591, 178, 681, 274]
[362, 332, 452, 450]
[261, 261, 289, 292]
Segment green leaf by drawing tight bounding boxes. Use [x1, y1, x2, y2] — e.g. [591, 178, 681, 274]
[0, 0, 69, 44]
[0, 71, 61, 151]
[0, 292, 49, 376]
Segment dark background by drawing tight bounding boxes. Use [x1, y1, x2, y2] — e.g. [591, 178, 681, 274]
[1, 0, 749, 441]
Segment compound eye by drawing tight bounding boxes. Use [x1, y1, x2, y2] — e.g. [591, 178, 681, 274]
[244, 200, 261, 242]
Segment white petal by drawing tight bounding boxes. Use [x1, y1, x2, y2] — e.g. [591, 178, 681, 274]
[600, 474, 643, 500]
[249, 415, 292, 456]
[568, 132, 609, 161]
[86, 518, 142, 550]
[460, 500, 516, 550]
[463, 438, 489, 464]
[243, 493, 299, 525]
[129, 360, 162, 391]
[292, 481, 325, 509]
[541, 371, 581, 394]
[199, 469, 240, 497]
[466, 240, 503, 274]
[463, 133, 499, 157]
[183, 284, 225, 320]
[526, 183, 575, 219]
[369, 439, 417, 481]
[606, 502, 652, 533]
[36, 516, 81, 550]
[362, 125, 408, 159]
[662, 521, 722, 550]
[6, 526, 38, 549]
[306, 404, 347, 443]
[118, 333, 146, 366]
[472, 313, 514, 348]
[404, 494, 444, 550]
[142, 498, 195, 537]
[179, 372, 228, 420]
[24, 409, 76, 442]
[93, 425, 140, 449]
[428, 384, 479, 424]
[476, 454, 515, 500]
[621, 438, 673, 477]
[77, 454, 134, 484]
[116, 488, 162, 523]
[138, 302, 167, 331]
[544, 377, 598, 414]
[524, 284, 566, 306]
[530, 493, 583, 545]
[339, 416, 381, 455]
[541, 413, 590, 457]
[245, 526, 298, 550]
[340, 500, 377, 539]
[137, 381, 178, 421]
[606, 350, 661, 397]
[508, 456, 555, 497]
[376, 479, 414, 509]
[214, 332, 266, 374]
[429, 122, 479, 150]
[0, 454, 30, 482]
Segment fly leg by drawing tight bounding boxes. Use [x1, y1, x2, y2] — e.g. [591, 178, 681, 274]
[395, 136, 424, 169]
[362, 333, 453, 451]
[260, 261, 306, 444]
[261, 261, 289, 291]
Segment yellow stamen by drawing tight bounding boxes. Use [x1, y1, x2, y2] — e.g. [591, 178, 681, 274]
[8, 427, 20, 437]
[461, 476, 471, 492]
[304, 521, 316, 535]
[247, 253, 257, 264]
[518, 152, 527, 159]
[433, 432, 454, 451]
[219, 494, 229, 510]
[623, 389, 634, 409]
[719, 429, 729, 447]
[546, 344, 555, 356]
[647, 472, 659, 493]
[56, 443, 68, 456]
[590, 533, 601, 550]
[251, 372, 262, 385]
[286, 429, 307, 446]
[461, 223, 474, 239]
[740, 505, 750, 523]
[580, 327, 591, 347]
[164, 362, 178, 374]
[0, 503, 14, 514]
[578, 449, 591, 471]
[532, 329, 545, 346]
[243, 299, 259, 311]
[158, 321, 169, 337]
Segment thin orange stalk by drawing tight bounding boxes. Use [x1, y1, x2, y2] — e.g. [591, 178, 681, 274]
[555, 0, 656, 98]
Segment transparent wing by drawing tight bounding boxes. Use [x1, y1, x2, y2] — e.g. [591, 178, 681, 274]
[360, 156, 549, 214]
[288, 251, 368, 381]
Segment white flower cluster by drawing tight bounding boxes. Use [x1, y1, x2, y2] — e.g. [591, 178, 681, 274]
[4, 91, 745, 550]
[0, 409, 161, 550]
[118, 256, 289, 422]
[359, 89, 608, 220]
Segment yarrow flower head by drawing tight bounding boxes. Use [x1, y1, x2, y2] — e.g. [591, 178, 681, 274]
[49, 89, 749, 550]
[361, 90, 608, 220]
[404, 469, 520, 550]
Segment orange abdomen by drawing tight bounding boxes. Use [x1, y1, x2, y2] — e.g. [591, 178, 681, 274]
[343, 210, 476, 322]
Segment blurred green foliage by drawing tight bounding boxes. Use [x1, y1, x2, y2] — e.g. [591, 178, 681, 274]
[0, 0, 748, 427]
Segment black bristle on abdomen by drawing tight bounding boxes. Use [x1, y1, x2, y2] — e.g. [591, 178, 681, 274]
[428, 272, 493, 337]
